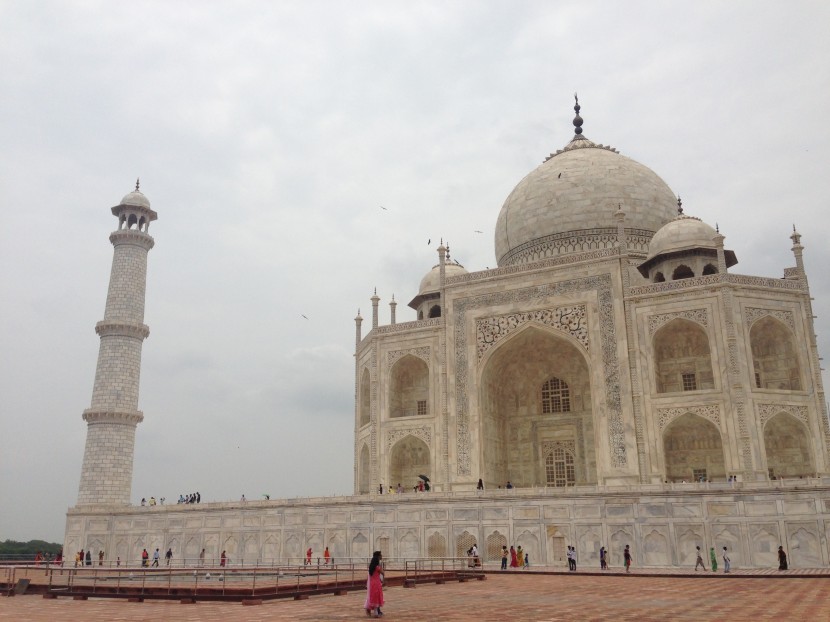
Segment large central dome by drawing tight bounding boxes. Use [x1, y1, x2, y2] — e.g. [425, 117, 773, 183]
[494, 102, 678, 267]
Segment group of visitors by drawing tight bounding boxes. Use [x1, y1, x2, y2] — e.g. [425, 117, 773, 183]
[33, 550, 63, 566]
[377, 482, 429, 494]
[500, 545, 529, 569]
[694, 545, 732, 573]
[140, 496, 165, 506]
[178, 492, 200, 504]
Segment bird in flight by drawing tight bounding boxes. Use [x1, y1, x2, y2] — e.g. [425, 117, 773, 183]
[474, 230, 483, 233]
[380, 206, 388, 210]
[427, 239, 431, 245]
[558, 173, 562, 178]
[301, 314, 309, 320]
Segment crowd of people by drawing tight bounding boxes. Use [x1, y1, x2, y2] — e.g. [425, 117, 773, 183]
[139, 492, 200, 506]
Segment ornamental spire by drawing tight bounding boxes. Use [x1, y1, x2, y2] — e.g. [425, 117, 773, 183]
[135, 177, 140, 192]
[573, 93, 583, 136]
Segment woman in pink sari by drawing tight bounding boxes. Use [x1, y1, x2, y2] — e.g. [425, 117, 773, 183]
[364, 550, 384, 617]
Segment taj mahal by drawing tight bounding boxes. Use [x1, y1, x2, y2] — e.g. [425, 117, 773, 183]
[64, 99, 830, 569]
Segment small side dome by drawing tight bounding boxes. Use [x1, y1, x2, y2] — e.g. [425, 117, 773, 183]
[418, 262, 468, 296]
[646, 215, 718, 260]
[120, 189, 151, 209]
[638, 214, 737, 280]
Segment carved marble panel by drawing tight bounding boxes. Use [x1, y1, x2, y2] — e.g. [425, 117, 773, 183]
[657, 405, 721, 432]
[648, 309, 708, 335]
[476, 305, 588, 360]
[745, 307, 795, 331]
[387, 346, 431, 369]
[386, 426, 432, 450]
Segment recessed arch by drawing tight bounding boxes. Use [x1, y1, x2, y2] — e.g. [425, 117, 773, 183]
[388, 435, 430, 491]
[389, 355, 429, 418]
[428, 304, 441, 318]
[654, 271, 665, 283]
[127, 213, 138, 230]
[357, 443, 370, 494]
[763, 413, 813, 478]
[479, 323, 596, 487]
[672, 264, 694, 280]
[750, 316, 801, 390]
[702, 263, 718, 275]
[653, 318, 714, 393]
[359, 368, 370, 426]
[663, 413, 725, 482]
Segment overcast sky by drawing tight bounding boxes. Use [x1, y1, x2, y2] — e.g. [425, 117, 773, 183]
[1, 1, 829, 543]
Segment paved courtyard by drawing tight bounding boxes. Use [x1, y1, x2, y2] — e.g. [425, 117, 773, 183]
[2, 571, 830, 621]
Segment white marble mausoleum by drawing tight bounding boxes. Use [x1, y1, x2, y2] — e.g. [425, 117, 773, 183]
[65, 101, 830, 569]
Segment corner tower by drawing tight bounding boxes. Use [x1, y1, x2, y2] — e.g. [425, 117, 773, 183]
[76, 181, 157, 505]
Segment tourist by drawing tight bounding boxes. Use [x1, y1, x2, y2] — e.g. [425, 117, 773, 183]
[624, 545, 632, 573]
[306, 547, 313, 565]
[165, 548, 173, 566]
[196, 492, 201, 503]
[396, 483, 404, 494]
[199, 548, 206, 566]
[34, 551, 42, 566]
[378, 484, 383, 494]
[509, 545, 518, 568]
[722, 547, 731, 573]
[477, 478, 484, 491]
[523, 552, 529, 569]
[501, 545, 508, 570]
[141, 498, 146, 506]
[324, 547, 331, 564]
[516, 545, 524, 570]
[568, 546, 577, 571]
[116, 556, 121, 567]
[472, 543, 480, 567]
[55, 550, 63, 567]
[241, 494, 246, 502]
[506, 481, 513, 489]
[152, 548, 160, 567]
[600, 546, 607, 570]
[709, 547, 718, 572]
[98, 550, 104, 566]
[85, 550, 92, 566]
[74, 551, 80, 567]
[220, 550, 227, 567]
[777, 546, 788, 570]
[141, 548, 149, 567]
[364, 550, 384, 618]
[149, 496, 156, 506]
[695, 546, 707, 571]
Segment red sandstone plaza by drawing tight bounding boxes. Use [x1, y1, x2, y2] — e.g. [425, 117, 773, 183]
[3, 571, 830, 621]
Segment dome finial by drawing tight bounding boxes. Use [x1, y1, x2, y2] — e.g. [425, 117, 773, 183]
[135, 178, 140, 192]
[572, 92, 583, 136]
[677, 196, 683, 215]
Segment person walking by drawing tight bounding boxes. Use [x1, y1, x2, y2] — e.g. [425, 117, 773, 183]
[722, 546, 731, 573]
[85, 550, 92, 566]
[324, 547, 331, 565]
[141, 548, 149, 567]
[501, 545, 508, 570]
[709, 547, 718, 572]
[306, 547, 313, 565]
[364, 550, 384, 618]
[199, 548, 205, 566]
[220, 550, 227, 567]
[778, 546, 788, 570]
[509, 545, 519, 568]
[151, 548, 160, 567]
[165, 548, 173, 566]
[600, 546, 607, 570]
[523, 552, 529, 569]
[695, 546, 707, 571]
[623, 545, 632, 573]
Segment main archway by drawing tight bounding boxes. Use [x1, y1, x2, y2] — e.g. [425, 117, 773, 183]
[388, 435, 430, 491]
[479, 325, 596, 488]
[763, 413, 813, 478]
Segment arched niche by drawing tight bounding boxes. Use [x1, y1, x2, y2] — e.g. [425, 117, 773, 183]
[428, 304, 441, 318]
[702, 263, 718, 275]
[663, 413, 725, 482]
[479, 324, 596, 488]
[750, 317, 801, 390]
[359, 368, 370, 426]
[389, 355, 429, 418]
[653, 319, 715, 393]
[763, 413, 813, 478]
[673, 264, 694, 280]
[388, 435, 430, 491]
[358, 444, 370, 494]
[654, 271, 665, 283]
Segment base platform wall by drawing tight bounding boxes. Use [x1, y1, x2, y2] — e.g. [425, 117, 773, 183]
[65, 481, 830, 569]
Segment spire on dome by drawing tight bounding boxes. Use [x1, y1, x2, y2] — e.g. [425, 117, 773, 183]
[677, 196, 683, 215]
[573, 93, 583, 136]
[135, 178, 140, 192]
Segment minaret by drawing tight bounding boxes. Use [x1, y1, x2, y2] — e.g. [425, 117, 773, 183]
[76, 181, 157, 506]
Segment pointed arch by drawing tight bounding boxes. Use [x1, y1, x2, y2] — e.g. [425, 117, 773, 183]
[750, 316, 801, 390]
[359, 368, 370, 426]
[653, 318, 714, 393]
[388, 435, 430, 490]
[358, 443, 370, 494]
[389, 354, 429, 418]
[663, 413, 725, 482]
[763, 412, 814, 478]
[702, 263, 718, 275]
[428, 304, 441, 318]
[672, 264, 694, 280]
[427, 531, 447, 558]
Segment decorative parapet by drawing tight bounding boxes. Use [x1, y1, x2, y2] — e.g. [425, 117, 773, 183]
[756, 403, 809, 428]
[82, 409, 144, 425]
[95, 321, 150, 340]
[629, 273, 803, 297]
[657, 405, 721, 432]
[744, 307, 795, 331]
[372, 318, 442, 336]
[476, 305, 588, 360]
[648, 309, 708, 336]
[783, 267, 800, 279]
